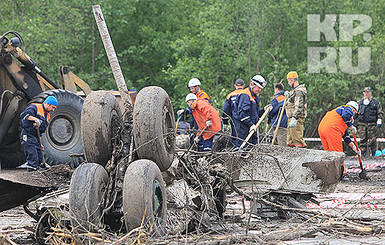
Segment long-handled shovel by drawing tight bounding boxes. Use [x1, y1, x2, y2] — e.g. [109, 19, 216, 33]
[181, 125, 208, 159]
[271, 97, 288, 145]
[352, 132, 368, 180]
[240, 107, 272, 149]
[37, 129, 47, 168]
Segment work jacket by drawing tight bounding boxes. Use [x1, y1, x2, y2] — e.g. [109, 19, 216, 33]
[234, 87, 262, 127]
[196, 90, 210, 103]
[268, 91, 288, 128]
[358, 97, 383, 124]
[318, 105, 354, 145]
[286, 84, 307, 119]
[222, 88, 243, 125]
[190, 99, 221, 140]
[20, 103, 51, 137]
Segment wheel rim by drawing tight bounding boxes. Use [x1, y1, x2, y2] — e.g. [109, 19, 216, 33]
[153, 180, 163, 226]
[48, 114, 79, 151]
[162, 106, 174, 153]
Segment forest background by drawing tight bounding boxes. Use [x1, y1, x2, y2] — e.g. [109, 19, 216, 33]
[1, 0, 385, 137]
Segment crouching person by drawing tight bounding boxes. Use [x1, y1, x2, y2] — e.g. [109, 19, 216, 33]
[185, 93, 221, 151]
[318, 101, 360, 177]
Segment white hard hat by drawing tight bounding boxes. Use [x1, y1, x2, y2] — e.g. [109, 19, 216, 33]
[251, 75, 267, 89]
[185, 93, 197, 102]
[347, 101, 358, 111]
[188, 78, 201, 87]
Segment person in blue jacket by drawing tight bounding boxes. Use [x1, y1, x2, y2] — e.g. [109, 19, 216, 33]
[222, 78, 245, 148]
[18, 96, 58, 170]
[267, 83, 288, 146]
[233, 75, 267, 150]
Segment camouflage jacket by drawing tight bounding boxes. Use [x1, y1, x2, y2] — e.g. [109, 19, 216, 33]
[286, 84, 307, 119]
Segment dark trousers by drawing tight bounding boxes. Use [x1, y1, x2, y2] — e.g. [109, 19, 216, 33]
[195, 136, 214, 152]
[21, 131, 42, 168]
[233, 119, 257, 150]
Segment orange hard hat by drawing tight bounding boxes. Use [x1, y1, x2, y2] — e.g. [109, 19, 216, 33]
[287, 71, 298, 79]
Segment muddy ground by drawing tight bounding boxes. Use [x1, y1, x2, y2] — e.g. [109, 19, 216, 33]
[1, 157, 385, 244]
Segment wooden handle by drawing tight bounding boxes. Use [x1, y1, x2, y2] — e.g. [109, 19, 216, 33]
[240, 107, 271, 149]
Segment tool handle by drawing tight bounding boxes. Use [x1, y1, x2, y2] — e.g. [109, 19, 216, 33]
[240, 107, 271, 149]
[352, 132, 363, 168]
[196, 125, 208, 139]
[272, 98, 288, 145]
[37, 129, 46, 165]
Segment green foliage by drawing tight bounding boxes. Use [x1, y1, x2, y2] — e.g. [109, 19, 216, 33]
[1, 0, 385, 137]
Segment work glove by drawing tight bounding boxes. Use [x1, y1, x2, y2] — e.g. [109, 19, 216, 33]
[284, 91, 290, 98]
[206, 120, 212, 127]
[177, 109, 185, 116]
[194, 136, 200, 144]
[33, 118, 42, 128]
[288, 117, 297, 128]
[350, 125, 357, 135]
[264, 104, 273, 112]
[377, 119, 382, 128]
[249, 124, 257, 133]
[224, 124, 231, 132]
[349, 142, 361, 156]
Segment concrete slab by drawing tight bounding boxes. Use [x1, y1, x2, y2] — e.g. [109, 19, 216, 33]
[216, 144, 345, 194]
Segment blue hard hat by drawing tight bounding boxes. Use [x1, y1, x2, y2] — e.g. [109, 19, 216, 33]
[375, 150, 382, 157]
[382, 148, 385, 155]
[44, 96, 58, 106]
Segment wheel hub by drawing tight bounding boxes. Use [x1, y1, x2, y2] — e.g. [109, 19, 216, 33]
[153, 180, 163, 225]
[48, 116, 74, 146]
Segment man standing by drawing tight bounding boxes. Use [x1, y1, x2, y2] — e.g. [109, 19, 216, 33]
[286, 71, 307, 148]
[357, 87, 383, 157]
[318, 101, 361, 175]
[222, 78, 245, 147]
[178, 78, 211, 131]
[188, 78, 210, 102]
[268, 83, 288, 146]
[233, 75, 267, 150]
[185, 93, 221, 151]
[19, 96, 58, 170]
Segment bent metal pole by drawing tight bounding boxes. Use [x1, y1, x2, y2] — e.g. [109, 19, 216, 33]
[92, 5, 133, 114]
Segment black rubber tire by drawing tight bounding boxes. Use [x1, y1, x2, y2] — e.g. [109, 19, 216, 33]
[212, 134, 233, 152]
[69, 163, 108, 231]
[0, 97, 29, 168]
[122, 159, 167, 235]
[0, 141, 25, 168]
[30, 89, 84, 167]
[81, 91, 122, 167]
[133, 86, 175, 171]
[35, 210, 58, 245]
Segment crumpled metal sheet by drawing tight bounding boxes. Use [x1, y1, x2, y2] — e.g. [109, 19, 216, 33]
[166, 179, 201, 209]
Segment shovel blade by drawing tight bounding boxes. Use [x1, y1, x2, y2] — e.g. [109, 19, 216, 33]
[359, 169, 368, 180]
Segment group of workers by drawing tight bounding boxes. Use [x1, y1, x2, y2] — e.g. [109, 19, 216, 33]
[180, 72, 383, 175]
[18, 72, 382, 172]
[180, 71, 309, 152]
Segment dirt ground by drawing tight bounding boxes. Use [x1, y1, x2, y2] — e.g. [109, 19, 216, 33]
[1, 157, 385, 244]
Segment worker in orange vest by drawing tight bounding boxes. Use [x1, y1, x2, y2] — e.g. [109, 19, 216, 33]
[185, 93, 221, 151]
[18, 96, 58, 170]
[188, 78, 210, 102]
[318, 101, 361, 176]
